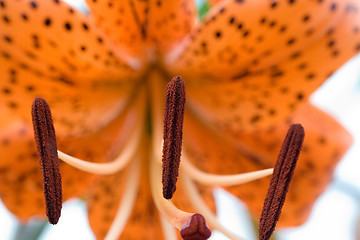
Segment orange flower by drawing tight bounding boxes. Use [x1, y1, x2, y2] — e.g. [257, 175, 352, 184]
[0, 0, 358, 239]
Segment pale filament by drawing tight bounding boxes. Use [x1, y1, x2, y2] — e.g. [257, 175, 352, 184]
[104, 156, 140, 240]
[181, 152, 273, 186]
[182, 173, 245, 240]
[160, 216, 178, 240]
[149, 157, 193, 230]
[57, 95, 146, 175]
[57, 124, 140, 175]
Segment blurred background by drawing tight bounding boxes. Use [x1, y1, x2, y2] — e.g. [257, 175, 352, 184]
[1, 0, 360, 239]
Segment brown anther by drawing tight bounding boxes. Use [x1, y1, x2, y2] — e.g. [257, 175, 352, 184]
[180, 213, 211, 240]
[31, 97, 62, 225]
[162, 76, 186, 199]
[259, 124, 304, 240]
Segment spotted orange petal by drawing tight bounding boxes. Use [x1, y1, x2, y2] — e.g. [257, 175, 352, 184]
[147, 0, 198, 55]
[87, 153, 165, 240]
[0, 112, 46, 220]
[0, 57, 137, 137]
[183, 103, 352, 226]
[0, 0, 141, 136]
[0, 92, 140, 222]
[86, 162, 131, 240]
[183, 0, 360, 132]
[167, 0, 360, 80]
[85, 0, 148, 59]
[207, 0, 223, 6]
[0, 0, 138, 81]
[86, 0, 197, 59]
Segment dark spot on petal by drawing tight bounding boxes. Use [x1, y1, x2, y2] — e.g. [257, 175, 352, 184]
[302, 15, 310, 22]
[330, 3, 337, 11]
[229, 17, 235, 24]
[270, 2, 278, 8]
[44, 18, 52, 26]
[82, 23, 89, 31]
[296, 92, 304, 100]
[287, 38, 296, 45]
[30, 1, 37, 9]
[64, 22, 72, 31]
[21, 13, 29, 21]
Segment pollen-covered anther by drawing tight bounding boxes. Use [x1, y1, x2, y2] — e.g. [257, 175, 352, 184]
[31, 97, 62, 225]
[180, 213, 211, 240]
[162, 76, 186, 199]
[259, 123, 305, 240]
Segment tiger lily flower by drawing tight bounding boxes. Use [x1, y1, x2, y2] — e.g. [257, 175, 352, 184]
[0, 0, 358, 239]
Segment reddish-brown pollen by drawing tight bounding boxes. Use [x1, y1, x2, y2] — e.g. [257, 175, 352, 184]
[180, 214, 211, 240]
[162, 76, 186, 200]
[31, 97, 62, 225]
[259, 124, 304, 240]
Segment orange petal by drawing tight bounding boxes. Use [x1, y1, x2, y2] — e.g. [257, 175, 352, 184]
[87, 146, 165, 240]
[57, 92, 144, 194]
[207, 0, 223, 6]
[0, 57, 138, 136]
[147, 0, 198, 55]
[0, 94, 140, 221]
[0, 0, 141, 136]
[0, 115, 45, 220]
[85, 0, 148, 59]
[183, 0, 360, 131]
[0, 0, 138, 81]
[183, 103, 352, 226]
[184, 67, 320, 132]
[86, 162, 129, 239]
[86, 0, 197, 58]
[167, 0, 360, 80]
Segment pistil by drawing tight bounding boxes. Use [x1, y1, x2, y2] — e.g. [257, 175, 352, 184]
[31, 97, 62, 225]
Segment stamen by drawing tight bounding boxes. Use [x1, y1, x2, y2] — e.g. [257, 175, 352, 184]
[104, 156, 140, 240]
[180, 213, 211, 240]
[57, 124, 141, 175]
[57, 95, 145, 175]
[150, 157, 212, 239]
[31, 97, 62, 225]
[181, 153, 273, 186]
[182, 174, 245, 240]
[160, 216, 178, 240]
[259, 124, 304, 240]
[162, 76, 186, 199]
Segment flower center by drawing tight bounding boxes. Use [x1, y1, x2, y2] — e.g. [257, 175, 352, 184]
[30, 73, 304, 239]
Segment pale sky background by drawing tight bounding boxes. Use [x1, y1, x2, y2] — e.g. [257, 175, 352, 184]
[1, 0, 360, 239]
